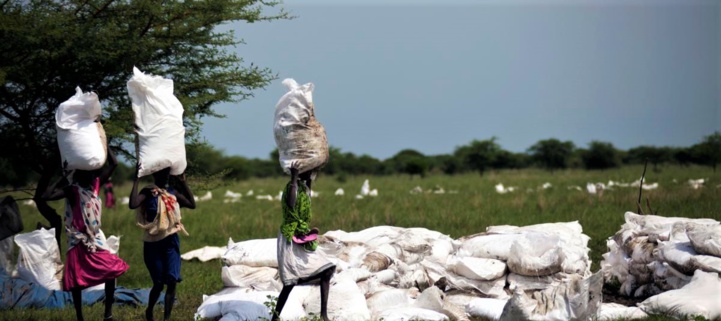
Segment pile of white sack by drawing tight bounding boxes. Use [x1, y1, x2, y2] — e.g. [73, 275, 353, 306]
[601, 212, 721, 320]
[195, 221, 605, 321]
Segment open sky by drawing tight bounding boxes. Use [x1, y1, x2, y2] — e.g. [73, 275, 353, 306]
[201, 0, 721, 160]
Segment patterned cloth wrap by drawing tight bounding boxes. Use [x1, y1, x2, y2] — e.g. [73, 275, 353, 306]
[136, 187, 188, 237]
[65, 179, 109, 253]
[281, 180, 317, 251]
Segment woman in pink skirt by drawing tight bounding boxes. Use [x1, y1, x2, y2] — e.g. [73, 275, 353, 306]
[44, 149, 128, 321]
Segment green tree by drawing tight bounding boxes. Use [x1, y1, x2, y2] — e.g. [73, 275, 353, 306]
[581, 141, 620, 170]
[692, 131, 721, 172]
[625, 145, 672, 171]
[387, 149, 429, 177]
[527, 138, 575, 171]
[454, 138, 501, 175]
[0, 0, 288, 190]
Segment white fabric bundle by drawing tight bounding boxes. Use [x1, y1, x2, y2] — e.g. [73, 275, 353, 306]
[15, 228, 63, 290]
[221, 238, 277, 268]
[127, 67, 187, 177]
[56, 87, 107, 170]
[273, 78, 328, 175]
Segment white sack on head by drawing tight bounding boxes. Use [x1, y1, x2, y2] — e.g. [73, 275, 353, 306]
[638, 270, 721, 320]
[127, 67, 187, 177]
[222, 238, 277, 267]
[56, 87, 107, 170]
[15, 228, 63, 290]
[273, 78, 328, 175]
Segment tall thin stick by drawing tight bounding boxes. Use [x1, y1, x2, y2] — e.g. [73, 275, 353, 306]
[637, 160, 648, 214]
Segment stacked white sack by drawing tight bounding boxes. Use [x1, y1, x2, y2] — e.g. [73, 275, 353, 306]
[600, 212, 721, 298]
[56, 87, 107, 170]
[273, 78, 328, 175]
[14, 228, 63, 290]
[127, 67, 187, 177]
[204, 222, 596, 321]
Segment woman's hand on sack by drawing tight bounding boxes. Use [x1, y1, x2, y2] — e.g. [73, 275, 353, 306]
[290, 161, 301, 178]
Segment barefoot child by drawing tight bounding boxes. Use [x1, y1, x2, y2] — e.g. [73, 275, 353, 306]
[273, 162, 335, 321]
[43, 149, 128, 321]
[129, 165, 195, 321]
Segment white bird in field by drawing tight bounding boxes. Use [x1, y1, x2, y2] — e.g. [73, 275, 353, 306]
[541, 182, 552, 190]
[246, 190, 254, 196]
[120, 196, 130, 205]
[360, 179, 371, 196]
[197, 191, 213, 201]
[355, 194, 364, 200]
[334, 188, 345, 196]
[368, 189, 378, 197]
[225, 190, 242, 199]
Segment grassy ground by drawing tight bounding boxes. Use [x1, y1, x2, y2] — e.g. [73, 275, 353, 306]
[2, 165, 720, 320]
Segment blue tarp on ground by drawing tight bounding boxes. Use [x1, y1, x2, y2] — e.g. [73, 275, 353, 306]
[0, 270, 165, 309]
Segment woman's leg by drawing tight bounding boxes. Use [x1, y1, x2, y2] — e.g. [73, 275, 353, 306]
[319, 266, 336, 321]
[272, 285, 295, 321]
[163, 280, 177, 321]
[104, 280, 115, 320]
[71, 288, 84, 321]
[146, 282, 164, 321]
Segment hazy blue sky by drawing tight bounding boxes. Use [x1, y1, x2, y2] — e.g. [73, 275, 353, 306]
[201, 0, 720, 160]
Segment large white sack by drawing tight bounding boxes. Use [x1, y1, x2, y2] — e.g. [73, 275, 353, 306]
[686, 224, 721, 257]
[56, 87, 107, 170]
[457, 233, 523, 260]
[600, 238, 630, 284]
[303, 275, 371, 321]
[222, 238, 277, 267]
[621, 212, 718, 241]
[325, 226, 402, 247]
[506, 232, 562, 276]
[181, 246, 226, 262]
[596, 303, 648, 321]
[690, 255, 721, 273]
[127, 67, 187, 177]
[654, 241, 697, 274]
[638, 270, 721, 320]
[195, 289, 306, 321]
[447, 256, 506, 281]
[376, 307, 449, 321]
[366, 289, 414, 316]
[273, 78, 328, 175]
[499, 272, 603, 321]
[221, 265, 281, 291]
[466, 298, 508, 321]
[15, 228, 63, 290]
[421, 259, 507, 298]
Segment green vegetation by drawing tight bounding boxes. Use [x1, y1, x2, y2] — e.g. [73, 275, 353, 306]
[2, 165, 719, 320]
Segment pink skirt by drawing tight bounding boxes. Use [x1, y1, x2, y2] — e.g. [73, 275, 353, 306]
[63, 246, 129, 291]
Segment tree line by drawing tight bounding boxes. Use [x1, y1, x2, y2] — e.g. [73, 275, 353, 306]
[128, 132, 721, 182]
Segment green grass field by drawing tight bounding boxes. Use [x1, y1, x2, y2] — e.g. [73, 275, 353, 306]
[3, 165, 720, 321]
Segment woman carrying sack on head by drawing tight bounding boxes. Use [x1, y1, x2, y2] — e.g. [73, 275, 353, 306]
[272, 161, 335, 321]
[129, 165, 195, 321]
[42, 149, 128, 321]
